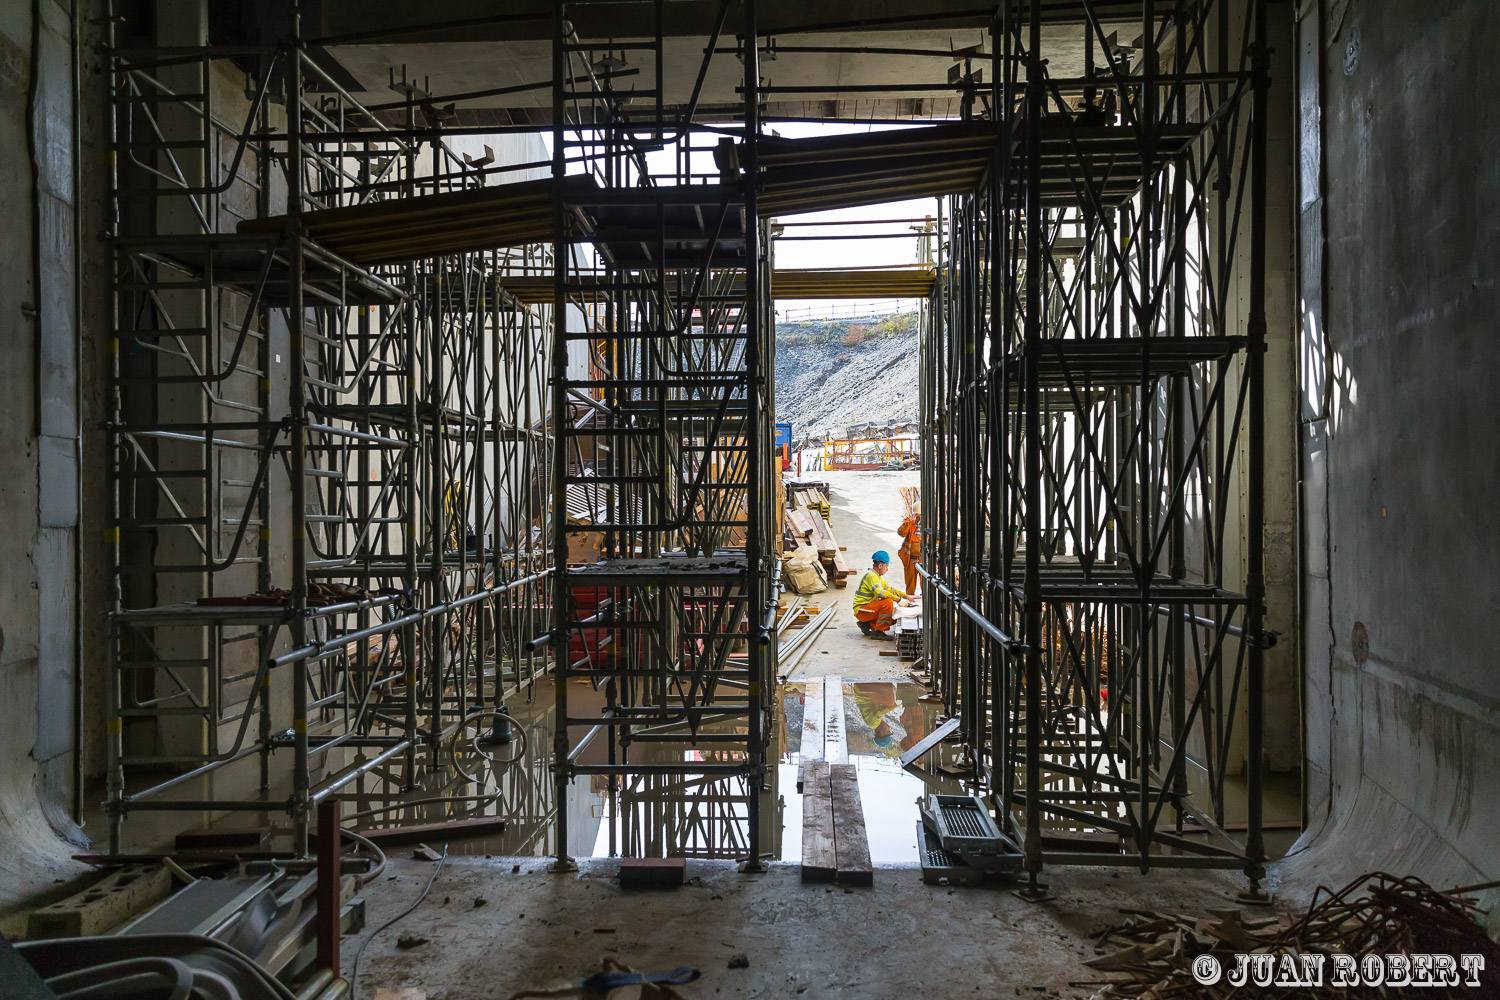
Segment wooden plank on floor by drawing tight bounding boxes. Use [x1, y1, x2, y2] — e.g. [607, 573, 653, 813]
[797, 678, 826, 793]
[829, 763, 873, 886]
[808, 512, 838, 558]
[356, 815, 507, 846]
[898, 716, 961, 769]
[800, 761, 837, 883]
[823, 676, 848, 765]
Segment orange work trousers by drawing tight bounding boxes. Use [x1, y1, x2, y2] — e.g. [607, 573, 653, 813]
[899, 554, 919, 595]
[855, 597, 898, 632]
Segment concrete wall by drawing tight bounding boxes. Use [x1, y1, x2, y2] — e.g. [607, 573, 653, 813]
[0, 0, 558, 909]
[1279, 0, 1500, 903]
[0, 0, 91, 917]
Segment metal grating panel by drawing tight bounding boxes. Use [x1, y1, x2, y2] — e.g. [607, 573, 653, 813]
[923, 794, 1005, 854]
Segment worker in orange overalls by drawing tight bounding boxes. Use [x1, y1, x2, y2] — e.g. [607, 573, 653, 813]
[896, 509, 921, 596]
[853, 551, 914, 640]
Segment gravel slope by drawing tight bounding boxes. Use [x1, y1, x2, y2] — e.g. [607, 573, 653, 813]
[773, 319, 919, 441]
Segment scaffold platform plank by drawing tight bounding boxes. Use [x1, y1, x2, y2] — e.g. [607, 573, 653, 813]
[1009, 336, 1246, 387]
[116, 234, 402, 306]
[503, 267, 936, 304]
[565, 556, 747, 585]
[239, 175, 599, 266]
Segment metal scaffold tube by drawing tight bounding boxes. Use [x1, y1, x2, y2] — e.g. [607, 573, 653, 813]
[918, 0, 1271, 888]
[545, 0, 772, 872]
[103, 0, 555, 855]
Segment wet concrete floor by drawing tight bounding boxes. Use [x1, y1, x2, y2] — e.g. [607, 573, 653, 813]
[344, 855, 1256, 1000]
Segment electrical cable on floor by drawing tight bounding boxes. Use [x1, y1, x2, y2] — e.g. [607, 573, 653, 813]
[349, 842, 448, 1000]
[443, 708, 530, 785]
[341, 826, 388, 884]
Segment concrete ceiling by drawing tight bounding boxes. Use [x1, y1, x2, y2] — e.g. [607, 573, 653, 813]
[308, 1, 1134, 123]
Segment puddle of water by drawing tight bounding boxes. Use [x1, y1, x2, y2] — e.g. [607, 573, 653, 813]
[95, 671, 1294, 866]
[97, 676, 965, 866]
[357, 676, 965, 864]
[779, 679, 970, 864]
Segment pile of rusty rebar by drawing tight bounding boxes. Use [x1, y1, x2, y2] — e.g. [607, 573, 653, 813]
[1078, 873, 1500, 999]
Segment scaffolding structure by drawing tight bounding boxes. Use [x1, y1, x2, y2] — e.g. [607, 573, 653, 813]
[99, 0, 1275, 891]
[104, 5, 554, 854]
[545, 0, 775, 871]
[920, 0, 1273, 891]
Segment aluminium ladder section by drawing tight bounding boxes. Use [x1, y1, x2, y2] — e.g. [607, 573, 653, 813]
[548, 2, 772, 870]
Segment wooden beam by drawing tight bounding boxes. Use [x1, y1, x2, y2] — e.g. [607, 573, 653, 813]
[796, 676, 825, 793]
[830, 763, 873, 886]
[355, 815, 507, 846]
[316, 799, 341, 974]
[800, 761, 837, 884]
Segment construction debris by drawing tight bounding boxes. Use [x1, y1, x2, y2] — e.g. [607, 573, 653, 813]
[783, 481, 851, 587]
[26, 865, 173, 939]
[619, 858, 686, 890]
[1079, 873, 1500, 998]
[777, 604, 836, 679]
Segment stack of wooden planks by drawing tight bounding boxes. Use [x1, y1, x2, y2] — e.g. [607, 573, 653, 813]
[788, 482, 831, 519]
[783, 483, 851, 587]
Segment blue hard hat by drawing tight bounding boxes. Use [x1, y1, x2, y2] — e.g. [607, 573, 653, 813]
[872, 550, 891, 564]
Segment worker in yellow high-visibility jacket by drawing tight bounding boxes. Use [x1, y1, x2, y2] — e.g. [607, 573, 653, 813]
[852, 550, 916, 640]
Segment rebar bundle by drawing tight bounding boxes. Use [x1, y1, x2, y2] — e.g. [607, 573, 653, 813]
[1083, 874, 1500, 999]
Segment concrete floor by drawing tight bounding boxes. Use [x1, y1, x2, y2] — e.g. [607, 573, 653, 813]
[784, 468, 921, 683]
[345, 857, 1258, 999]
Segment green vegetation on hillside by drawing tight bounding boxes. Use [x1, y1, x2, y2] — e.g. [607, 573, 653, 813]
[775, 311, 918, 348]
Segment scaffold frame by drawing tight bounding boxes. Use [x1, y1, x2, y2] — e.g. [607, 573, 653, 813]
[103, 2, 555, 855]
[919, 0, 1273, 893]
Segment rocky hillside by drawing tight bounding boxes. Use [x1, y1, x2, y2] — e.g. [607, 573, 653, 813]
[774, 312, 920, 442]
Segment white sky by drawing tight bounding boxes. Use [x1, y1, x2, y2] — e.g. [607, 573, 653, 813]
[760, 123, 938, 318]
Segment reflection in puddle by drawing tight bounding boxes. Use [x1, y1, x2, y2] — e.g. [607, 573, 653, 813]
[781, 680, 970, 864]
[98, 676, 966, 867]
[350, 677, 965, 864]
